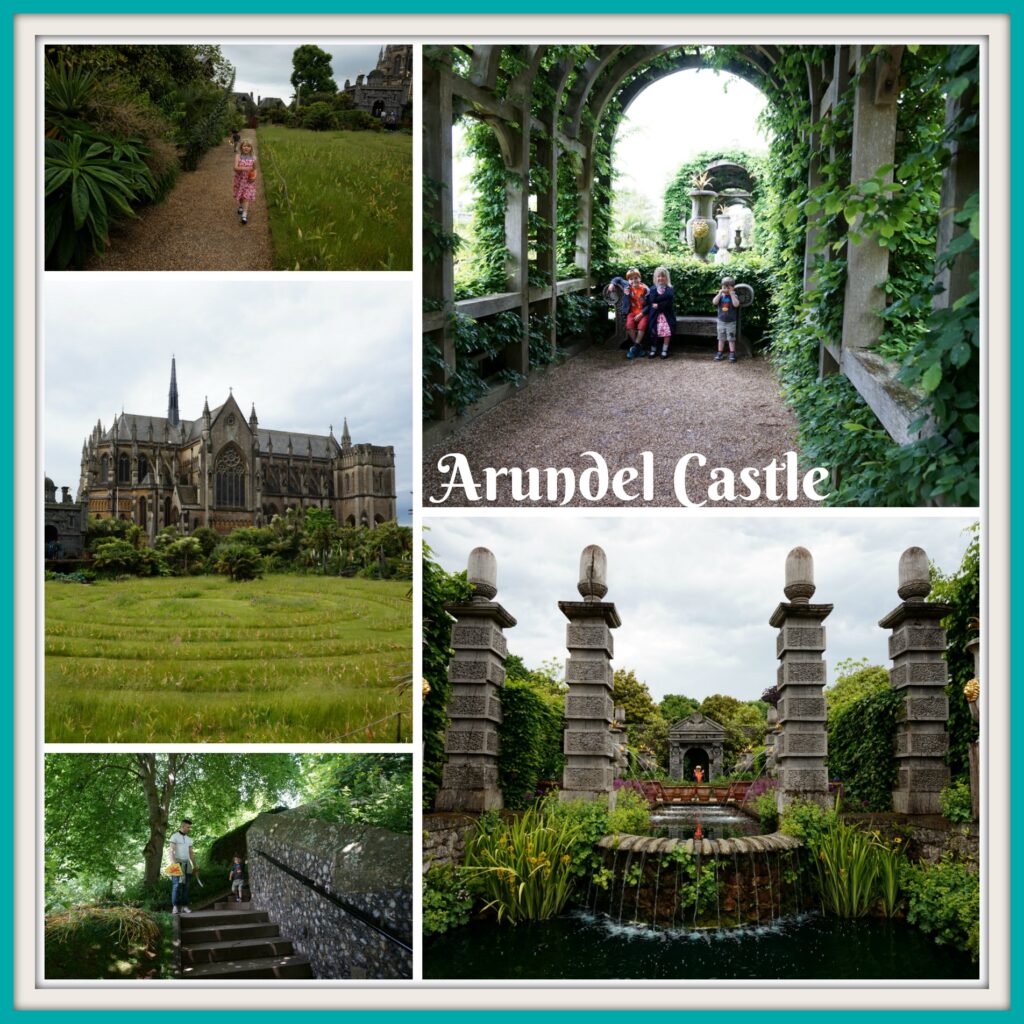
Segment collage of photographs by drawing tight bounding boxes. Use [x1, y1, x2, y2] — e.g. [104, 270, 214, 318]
[22, 11, 1005, 1016]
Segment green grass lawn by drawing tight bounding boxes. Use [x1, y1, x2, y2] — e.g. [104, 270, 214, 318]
[257, 126, 412, 271]
[45, 575, 412, 743]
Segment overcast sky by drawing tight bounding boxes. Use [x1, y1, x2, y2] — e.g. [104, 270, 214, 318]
[44, 277, 413, 524]
[425, 515, 977, 704]
[218, 43, 385, 103]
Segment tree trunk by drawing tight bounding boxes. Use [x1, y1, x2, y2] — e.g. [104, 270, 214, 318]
[137, 753, 178, 889]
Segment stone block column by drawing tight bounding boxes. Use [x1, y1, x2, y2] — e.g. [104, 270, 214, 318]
[771, 547, 833, 811]
[764, 705, 779, 777]
[879, 547, 952, 814]
[559, 545, 621, 803]
[434, 548, 516, 812]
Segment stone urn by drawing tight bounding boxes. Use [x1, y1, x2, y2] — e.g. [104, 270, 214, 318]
[685, 188, 718, 260]
[715, 213, 732, 250]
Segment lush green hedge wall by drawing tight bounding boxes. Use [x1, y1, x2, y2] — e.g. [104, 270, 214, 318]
[826, 688, 902, 812]
[498, 680, 565, 809]
[421, 545, 472, 810]
[620, 252, 772, 343]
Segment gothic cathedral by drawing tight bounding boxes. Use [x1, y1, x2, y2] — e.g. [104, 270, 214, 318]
[77, 359, 396, 540]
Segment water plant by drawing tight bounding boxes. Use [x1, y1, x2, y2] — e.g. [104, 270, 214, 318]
[463, 798, 583, 924]
[812, 820, 880, 917]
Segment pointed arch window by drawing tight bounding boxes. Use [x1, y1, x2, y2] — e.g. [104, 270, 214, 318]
[117, 453, 131, 483]
[137, 455, 148, 481]
[215, 447, 246, 508]
[100, 455, 109, 482]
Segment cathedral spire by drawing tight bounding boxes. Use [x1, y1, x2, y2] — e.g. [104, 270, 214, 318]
[341, 417, 351, 449]
[249, 403, 258, 428]
[168, 356, 180, 427]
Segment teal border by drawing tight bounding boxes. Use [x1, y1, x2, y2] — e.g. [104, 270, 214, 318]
[10, 2, 1015, 1018]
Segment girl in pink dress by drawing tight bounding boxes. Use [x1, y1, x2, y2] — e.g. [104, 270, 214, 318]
[233, 140, 257, 225]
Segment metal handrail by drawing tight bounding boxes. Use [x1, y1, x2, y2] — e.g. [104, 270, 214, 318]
[250, 847, 412, 954]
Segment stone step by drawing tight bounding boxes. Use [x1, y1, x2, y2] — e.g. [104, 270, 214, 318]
[182, 935, 295, 964]
[213, 898, 252, 910]
[180, 954, 314, 980]
[182, 921, 282, 944]
[180, 909, 269, 929]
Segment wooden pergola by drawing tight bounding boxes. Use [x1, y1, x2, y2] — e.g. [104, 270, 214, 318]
[423, 44, 977, 446]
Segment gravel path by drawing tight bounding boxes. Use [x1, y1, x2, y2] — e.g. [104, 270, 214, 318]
[424, 341, 821, 508]
[88, 129, 274, 271]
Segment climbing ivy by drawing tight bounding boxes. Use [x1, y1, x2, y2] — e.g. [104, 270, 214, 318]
[826, 687, 902, 812]
[739, 43, 978, 506]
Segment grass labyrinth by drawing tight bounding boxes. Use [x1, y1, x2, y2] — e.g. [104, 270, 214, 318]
[258, 126, 412, 271]
[45, 575, 411, 743]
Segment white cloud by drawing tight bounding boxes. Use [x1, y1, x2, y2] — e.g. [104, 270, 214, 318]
[425, 515, 977, 703]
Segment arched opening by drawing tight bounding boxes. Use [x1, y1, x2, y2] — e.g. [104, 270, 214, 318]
[163, 496, 172, 527]
[100, 455, 109, 482]
[138, 496, 147, 528]
[345, 514, 356, 527]
[610, 69, 768, 262]
[372, 99, 385, 118]
[684, 747, 710, 782]
[117, 453, 131, 484]
[137, 454, 149, 481]
[45, 523, 59, 559]
[373, 513, 385, 525]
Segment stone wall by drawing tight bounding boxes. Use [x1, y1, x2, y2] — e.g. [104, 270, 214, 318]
[422, 812, 479, 873]
[246, 809, 412, 979]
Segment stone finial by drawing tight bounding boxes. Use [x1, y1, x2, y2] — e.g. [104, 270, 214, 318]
[784, 546, 815, 603]
[577, 544, 608, 601]
[766, 705, 778, 725]
[898, 546, 931, 602]
[467, 546, 497, 600]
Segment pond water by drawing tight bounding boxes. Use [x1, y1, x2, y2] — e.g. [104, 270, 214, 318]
[648, 805, 763, 841]
[424, 910, 977, 981]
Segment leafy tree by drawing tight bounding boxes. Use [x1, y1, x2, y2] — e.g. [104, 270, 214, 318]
[301, 101, 336, 131]
[421, 543, 473, 809]
[165, 536, 201, 574]
[612, 668, 667, 767]
[214, 542, 263, 582]
[659, 693, 699, 725]
[299, 754, 412, 834]
[699, 694, 767, 768]
[825, 658, 889, 716]
[44, 753, 302, 902]
[303, 507, 337, 572]
[291, 45, 337, 99]
[188, 526, 217, 558]
[91, 538, 140, 575]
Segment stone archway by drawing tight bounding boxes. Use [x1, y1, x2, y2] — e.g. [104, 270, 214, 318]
[668, 712, 726, 781]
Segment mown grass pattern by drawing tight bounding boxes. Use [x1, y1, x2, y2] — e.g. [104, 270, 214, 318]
[257, 126, 412, 271]
[46, 575, 411, 743]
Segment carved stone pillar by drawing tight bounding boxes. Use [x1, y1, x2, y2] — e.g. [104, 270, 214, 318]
[434, 548, 515, 812]
[771, 547, 833, 811]
[880, 547, 952, 815]
[764, 705, 779, 777]
[560, 545, 620, 803]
